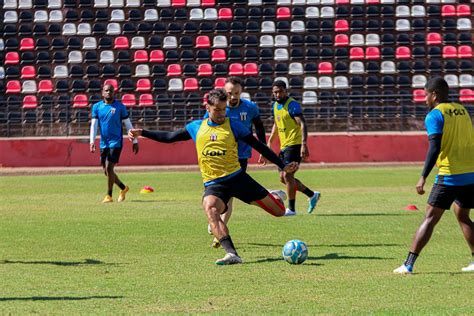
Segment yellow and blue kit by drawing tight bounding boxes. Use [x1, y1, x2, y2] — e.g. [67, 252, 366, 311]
[272, 97, 303, 149]
[425, 102, 474, 185]
[141, 118, 286, 186]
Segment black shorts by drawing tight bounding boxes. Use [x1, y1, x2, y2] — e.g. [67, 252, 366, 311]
[100, 147, 122, 165]
[203, 171, 268, 205]
[278, 144, 302, 171]
[238, 159, 248, 172]
[428, 183, 474, 210]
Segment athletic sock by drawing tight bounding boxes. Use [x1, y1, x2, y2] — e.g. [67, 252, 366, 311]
[107, 190, 112, 196]
[288, 199, 296, 211]
[303, 188, 314, 198]
[219, 235, 238, 255]
[404, 251, 419, 267]
[118, 182, 126, 190]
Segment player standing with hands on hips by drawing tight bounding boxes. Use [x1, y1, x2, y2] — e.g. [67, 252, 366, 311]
[89, 84, 139, 203]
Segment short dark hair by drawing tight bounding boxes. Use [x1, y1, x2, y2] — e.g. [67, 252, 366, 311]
[225, 76, 242, 86]
[272, 80, 287, 90]
[207, 89, 227, 105]
[425, 77, 449, 101]
[103, 84, 114, 91]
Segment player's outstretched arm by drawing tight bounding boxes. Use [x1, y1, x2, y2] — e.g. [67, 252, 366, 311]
[241, 134, 297, 173]
[128, 128, 192, 144]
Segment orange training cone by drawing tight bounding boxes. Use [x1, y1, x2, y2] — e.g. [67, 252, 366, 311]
[140, 186, 154, 194]
[404, 204, 419, 211]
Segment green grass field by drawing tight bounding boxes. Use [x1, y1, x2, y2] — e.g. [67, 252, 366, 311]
[0, 166, 473, 314]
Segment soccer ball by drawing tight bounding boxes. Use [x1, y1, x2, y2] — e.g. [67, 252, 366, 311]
[282, 239, 308, 264]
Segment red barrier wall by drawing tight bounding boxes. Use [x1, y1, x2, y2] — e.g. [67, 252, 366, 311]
[0, 133, 428, 167]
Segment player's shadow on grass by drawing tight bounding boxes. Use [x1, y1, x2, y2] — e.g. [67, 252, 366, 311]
[245, 242, 400, 248]
[318, 213, 405, 217]
[129, 200, 157, 203]
[246, 253, 390, 265]
[245, 257, 323, 266]
[320, 243, 401, 248]
[316, 253, 390, 260]
[0, 295, 123, 302]
[418, 271, 466, 276]
[0, 259, 117, 266]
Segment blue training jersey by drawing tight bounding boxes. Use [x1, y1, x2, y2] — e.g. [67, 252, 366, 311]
[204, 98, 260, 159]
[91, 100, 129, 149]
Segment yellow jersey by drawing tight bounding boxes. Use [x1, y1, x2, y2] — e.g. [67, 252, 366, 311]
[193, 118, 242, 184]
[425, 102, 474, 185]
[272, 97, 302, 149]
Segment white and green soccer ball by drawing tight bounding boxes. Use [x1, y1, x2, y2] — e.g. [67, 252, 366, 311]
[282, 239, 308, 264]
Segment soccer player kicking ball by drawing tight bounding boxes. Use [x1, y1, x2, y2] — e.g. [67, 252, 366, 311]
[204, 77, 268, 248]
[90, 84, 139, 203]
[394, 77, 474, 274]
[129, 89, 298, 265]
[260, 80, 321, 216]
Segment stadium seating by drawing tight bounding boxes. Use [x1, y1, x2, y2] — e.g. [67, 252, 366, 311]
[460, 89, 474, 102]
[73, 94, 89, 108]
[1, 1, 473, 136]
[136, 79, 151, 92]
[122, 94, 137, 107]
[139, 94, 154, 107]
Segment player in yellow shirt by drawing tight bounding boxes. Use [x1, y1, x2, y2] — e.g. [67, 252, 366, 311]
[203, 77, 267, 248]
[394, 77, 474, 274]
[129, 89, 297, 265]
[260, 80, 321, 216]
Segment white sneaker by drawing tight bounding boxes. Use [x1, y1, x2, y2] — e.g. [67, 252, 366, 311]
[207, 224, 212, 235]
[461, 262, 474, 272]
[393, 264, 413, 274]
[284, 208, 296, 216]
[270, 189, 287, 202]
[215, 253, 243, 265]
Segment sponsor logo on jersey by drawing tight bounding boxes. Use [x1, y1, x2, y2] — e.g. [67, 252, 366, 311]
[202, 149, 227, 157]
[445, 108, 466, 117]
